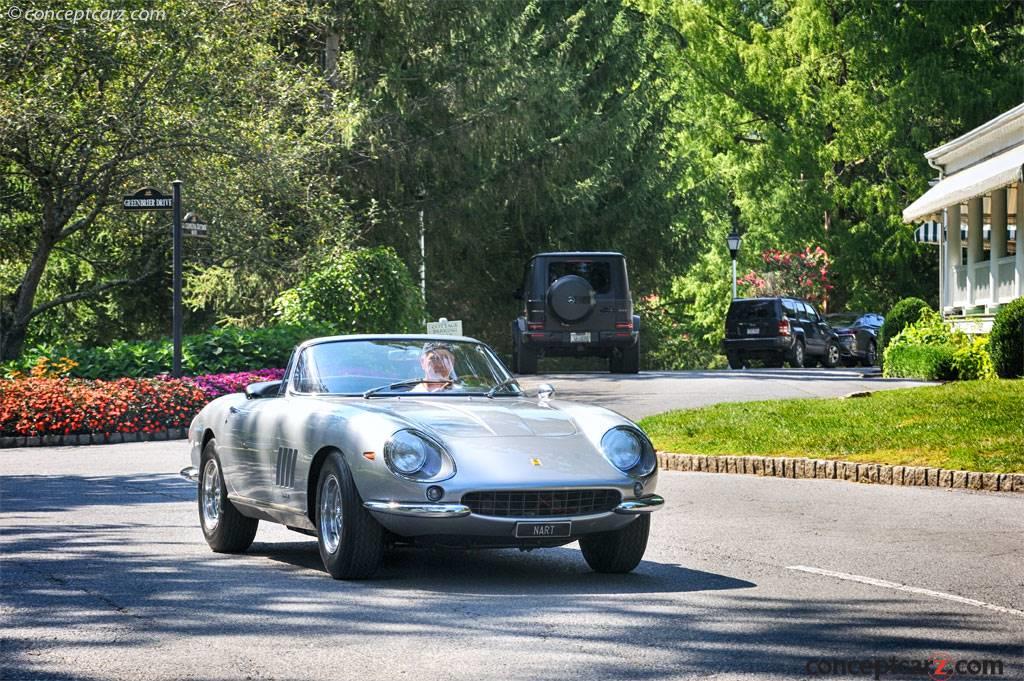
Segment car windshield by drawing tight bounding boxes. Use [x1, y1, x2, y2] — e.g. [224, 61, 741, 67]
[290, 339, 521, 396]
[827, 313, 859, 326]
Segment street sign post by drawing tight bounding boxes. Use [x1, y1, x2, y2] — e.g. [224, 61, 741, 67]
[426, 317, 463, 336]
[121, 183, 184, 377]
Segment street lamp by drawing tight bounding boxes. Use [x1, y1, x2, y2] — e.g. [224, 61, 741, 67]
[726, 229, 742, 299]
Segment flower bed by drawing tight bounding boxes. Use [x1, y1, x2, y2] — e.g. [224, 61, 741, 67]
[0, 368, 285, 439]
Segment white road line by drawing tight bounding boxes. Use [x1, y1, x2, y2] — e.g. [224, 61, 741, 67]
[787, 565, 1024, 619]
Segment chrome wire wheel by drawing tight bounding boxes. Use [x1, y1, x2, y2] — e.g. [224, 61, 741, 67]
[319, 474, 343, 555]
[201, 458, 222, 531]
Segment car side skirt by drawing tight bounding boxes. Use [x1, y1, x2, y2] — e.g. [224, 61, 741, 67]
[228, 494, 315, 531]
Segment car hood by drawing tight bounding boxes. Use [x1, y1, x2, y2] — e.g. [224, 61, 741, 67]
[354, 397, 579, 438]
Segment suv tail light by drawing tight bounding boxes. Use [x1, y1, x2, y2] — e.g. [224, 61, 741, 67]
[527, 323, 544, 331]
[614, 322, 633, 330]
[778, 318, 791, 337]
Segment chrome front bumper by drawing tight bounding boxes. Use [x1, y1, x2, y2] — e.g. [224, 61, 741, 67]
[362, 494, 664, 519]
[180, 466, 199, 483]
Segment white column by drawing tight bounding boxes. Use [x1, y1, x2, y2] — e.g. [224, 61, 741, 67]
[946, 204, 962, 311]
[966, 196, 983, 307]
[990, 188, 1007, 308]
[1016, 183, 1023, 299]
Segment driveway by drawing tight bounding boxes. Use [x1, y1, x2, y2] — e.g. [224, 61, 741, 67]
[2, 444, 1021, 680]
[516, 368, 932, 420]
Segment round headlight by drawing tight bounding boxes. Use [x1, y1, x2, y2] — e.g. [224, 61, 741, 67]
[385, 430, 431, 475]
[601, 427, 644, 472]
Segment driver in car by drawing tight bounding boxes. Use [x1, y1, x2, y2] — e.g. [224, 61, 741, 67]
[413, 342, 458, 392]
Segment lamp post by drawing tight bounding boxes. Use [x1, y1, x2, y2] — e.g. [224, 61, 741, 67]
[726, 229, 742, 299]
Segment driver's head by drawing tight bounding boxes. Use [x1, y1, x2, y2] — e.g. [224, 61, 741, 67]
[420, 342, 455, 379]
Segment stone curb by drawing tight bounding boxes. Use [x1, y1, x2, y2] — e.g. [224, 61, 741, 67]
[657, 452, 1024, 494]
[0, 428, 188, 448]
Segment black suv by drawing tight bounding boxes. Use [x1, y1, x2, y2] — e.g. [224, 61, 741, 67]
[722, 297, 841, 369]
[512, 252, 640, 374]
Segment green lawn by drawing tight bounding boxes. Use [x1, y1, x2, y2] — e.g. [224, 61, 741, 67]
[638, 380, 1024, 473]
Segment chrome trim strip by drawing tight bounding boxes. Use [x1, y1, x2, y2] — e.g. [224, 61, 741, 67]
[179, 466, 199, 483]
[363, 501, 471, 518]
[613, 494, 665, 514]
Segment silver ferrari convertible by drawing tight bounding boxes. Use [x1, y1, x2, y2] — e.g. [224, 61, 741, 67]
[180, 335, 663, 579]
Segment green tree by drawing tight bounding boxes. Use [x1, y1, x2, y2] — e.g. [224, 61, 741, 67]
[0, 0, 360, 359]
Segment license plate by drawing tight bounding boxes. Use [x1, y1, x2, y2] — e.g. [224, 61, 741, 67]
[746, 328, 760, 335]
[515, 521, 572, 539]
[570, 332, 591, 343]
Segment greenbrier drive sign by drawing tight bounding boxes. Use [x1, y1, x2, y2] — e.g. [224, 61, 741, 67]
[122, 187, 173, 210]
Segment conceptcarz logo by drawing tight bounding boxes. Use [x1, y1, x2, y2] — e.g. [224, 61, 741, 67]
[803, 655, 1005, 680]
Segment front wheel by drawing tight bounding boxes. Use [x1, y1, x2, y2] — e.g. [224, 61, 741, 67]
[199, 439, 258, 553]
[316, 451, 384, 579]
[579, 515, 650, 574]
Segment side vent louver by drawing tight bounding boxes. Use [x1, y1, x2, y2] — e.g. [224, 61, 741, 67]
[275, 447, 298, 487]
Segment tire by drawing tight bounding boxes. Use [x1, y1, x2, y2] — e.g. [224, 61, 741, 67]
[788, 340, 806, 368]
[727, 354, 746, 370]
[513, 332, 538, 374]
[315, 450, 384, 580]
[199, 439, 258, 553]
[823, 341, 841, 368]
[547, 275, 596, 322]
[610, 342, 640, 374]
[579, 514, 650, 574]
[861, 341, 877, 367]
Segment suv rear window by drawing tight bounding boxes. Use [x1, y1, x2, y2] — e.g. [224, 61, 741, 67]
[548, 261, 613, 295]
[727, 300, 778, 322]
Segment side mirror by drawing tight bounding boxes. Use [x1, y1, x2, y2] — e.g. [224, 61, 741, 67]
[537, 383, 555, 402]
[245, 380, 282, 399]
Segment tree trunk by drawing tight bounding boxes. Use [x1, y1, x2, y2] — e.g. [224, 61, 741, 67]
[1, 199, 61, 362]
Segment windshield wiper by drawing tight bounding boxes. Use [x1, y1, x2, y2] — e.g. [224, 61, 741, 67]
[362, 378, 453, 398]
[486, 377, 519, 399]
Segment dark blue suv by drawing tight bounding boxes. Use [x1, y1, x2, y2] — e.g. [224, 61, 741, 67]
[722, 297, 841, 369]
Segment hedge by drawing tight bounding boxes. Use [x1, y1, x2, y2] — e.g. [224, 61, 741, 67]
[989, 297, 1024, 378]
[882, 343, 958, 381]
[2, 323, 333, 380]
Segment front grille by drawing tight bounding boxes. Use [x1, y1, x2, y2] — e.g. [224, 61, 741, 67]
[462, 489, 622, 518]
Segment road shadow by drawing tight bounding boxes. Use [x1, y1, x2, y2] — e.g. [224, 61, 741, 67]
[1, 473, 195, 513]
[255, 540, 756, 596]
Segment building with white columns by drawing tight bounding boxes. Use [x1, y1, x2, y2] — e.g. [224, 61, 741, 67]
[903, 102, 1023, 333]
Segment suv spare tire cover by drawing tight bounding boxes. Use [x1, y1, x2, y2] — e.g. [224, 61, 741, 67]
[547, 275, 596, 322]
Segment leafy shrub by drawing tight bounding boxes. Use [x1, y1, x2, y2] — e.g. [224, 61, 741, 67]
[882, 343, 958, 381]
[883, 309, 995, 381]
[3, 324, 331, 380]
[879, 296, 930, 361]
[0, 377, 207, 436]
[989, 297, 1024, 378]
[275, 246, 425, 334]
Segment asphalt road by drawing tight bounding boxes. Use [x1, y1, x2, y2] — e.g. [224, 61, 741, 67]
[516, 367, 932, 420]
[3, 439, 1021, 681]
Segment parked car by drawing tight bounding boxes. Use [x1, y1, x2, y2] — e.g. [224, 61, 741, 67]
[722, 297, 841, 369]
[512, 252, 640, 374]
[181, 335, 663, 579]
[826, 313, 884, 367]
